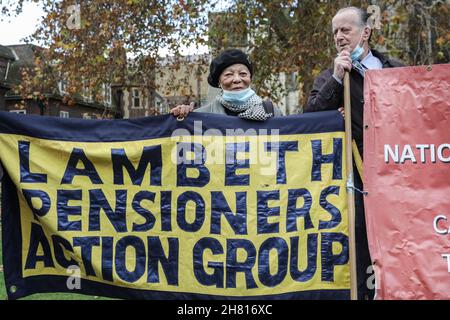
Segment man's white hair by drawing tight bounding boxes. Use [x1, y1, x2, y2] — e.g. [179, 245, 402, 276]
[335, 6, 370, 29]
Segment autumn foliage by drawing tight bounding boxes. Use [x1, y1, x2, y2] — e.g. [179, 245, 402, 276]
[1, 0, 449, 111]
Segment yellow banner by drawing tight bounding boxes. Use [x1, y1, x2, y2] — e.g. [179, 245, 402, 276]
[0, 112, 349, 299]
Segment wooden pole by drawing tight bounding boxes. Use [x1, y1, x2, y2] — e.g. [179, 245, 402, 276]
[344, 71, 358, 300]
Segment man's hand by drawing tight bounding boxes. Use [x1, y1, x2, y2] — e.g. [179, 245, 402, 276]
[333, 50, 352, 81]
[170, 102, 195, 117]
[338, 107, 345, 118]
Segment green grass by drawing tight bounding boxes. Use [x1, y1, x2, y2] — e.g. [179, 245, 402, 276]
[0, 224, 111, 300]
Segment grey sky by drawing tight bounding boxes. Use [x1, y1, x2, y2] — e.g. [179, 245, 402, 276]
[0, 2, 43, 45]
[0, 1, 234, 55]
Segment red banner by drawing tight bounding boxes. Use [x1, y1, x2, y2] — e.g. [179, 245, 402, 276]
[364, 64, 450, 300]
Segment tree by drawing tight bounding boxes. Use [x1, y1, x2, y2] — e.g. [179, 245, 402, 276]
[1, 0, 214, 110]
[2, 0, 449, 112]
[209, 0, 449, 109]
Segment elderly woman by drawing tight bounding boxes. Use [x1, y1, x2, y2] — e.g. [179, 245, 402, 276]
[170, 49, 283, 120]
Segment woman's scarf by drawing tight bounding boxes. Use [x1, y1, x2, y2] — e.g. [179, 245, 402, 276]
[216, 89, 273, 121]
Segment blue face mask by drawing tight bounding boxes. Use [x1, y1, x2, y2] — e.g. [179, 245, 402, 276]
[350, 44, 364, 62]
[350, 31, 365, 62]
[222, 87, 255, 105]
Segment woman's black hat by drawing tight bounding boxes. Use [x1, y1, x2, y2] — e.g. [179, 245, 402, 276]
[207, 49, 253, 88]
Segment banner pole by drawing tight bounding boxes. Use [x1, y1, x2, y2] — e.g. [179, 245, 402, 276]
[344, 71, 358, 300]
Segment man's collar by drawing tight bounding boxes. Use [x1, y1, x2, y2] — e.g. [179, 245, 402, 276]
[360, 50, 374, 63]
[370, 49, 390, 66]
[358, 47, 371, 61]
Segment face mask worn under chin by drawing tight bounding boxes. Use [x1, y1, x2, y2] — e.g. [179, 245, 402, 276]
[222, 87, 255, 104]
[350, 45, 364, 62]
[350, 31, 365, 62]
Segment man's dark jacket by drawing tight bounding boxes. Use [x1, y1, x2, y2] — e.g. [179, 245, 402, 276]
[304, 49, 403, 157]
[304, 49, 403, 300]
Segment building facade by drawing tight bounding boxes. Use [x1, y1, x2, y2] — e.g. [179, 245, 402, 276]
[0, 45, 15, 108]
[2, 44, 121, 118]
[118, 85, 168, 119]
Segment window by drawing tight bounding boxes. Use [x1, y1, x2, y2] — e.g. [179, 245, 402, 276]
[59, 79, 68, 94]
[60, 111, 69, 118]
[156, 99, 167, 114]
[132, 88, 141, 108]
[82, 80, 92, 101]
[289, 72, 298, 91]
[103, 84, 111, 106]
[156, 100, 162, 113]
[10, 109, 26, 114]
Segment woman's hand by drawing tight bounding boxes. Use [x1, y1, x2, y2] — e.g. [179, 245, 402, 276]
[170, 102, 195, 117]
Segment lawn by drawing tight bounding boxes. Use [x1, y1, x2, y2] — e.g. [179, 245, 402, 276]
[0, 224, 111, 300]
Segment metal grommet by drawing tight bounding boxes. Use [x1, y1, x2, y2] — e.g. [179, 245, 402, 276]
[426, 65, 432, 72]
[364, 124, 369, 130]
[9, 286, 17, 294]
[176, 116, 185, 122]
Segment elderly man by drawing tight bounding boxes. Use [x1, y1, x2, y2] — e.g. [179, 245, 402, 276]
[305, 6, 402, 156]
[304, 6, 403, 300]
